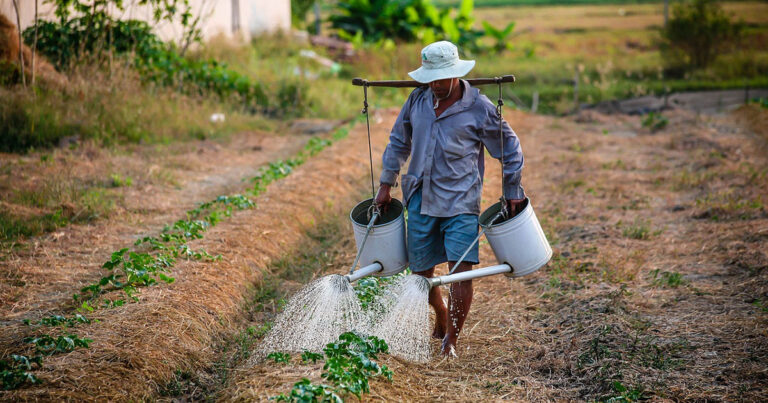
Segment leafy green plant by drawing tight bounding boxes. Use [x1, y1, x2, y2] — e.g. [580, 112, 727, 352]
[661, 0, 744, 69]
[23, 314, 92, 328]
[272, 332, 392, 401]
[267, 352, 292, 364]
[330, 0, 483, 51]
[641, 111, 669, 132]
[605, 381, 646, 402]
[0, 355, 42, 390]
[481, 21, 516, 54]
[273, 378, 342, 402]
[301, 350, 324, 364]
[24, 334, 93, 355]
[748, 97, 768, 109]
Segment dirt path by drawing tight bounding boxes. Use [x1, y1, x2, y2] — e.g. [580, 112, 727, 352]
[226, 107, 768, 401]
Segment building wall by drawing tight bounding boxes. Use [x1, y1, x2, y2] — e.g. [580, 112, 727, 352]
[0, 0, 290, 42]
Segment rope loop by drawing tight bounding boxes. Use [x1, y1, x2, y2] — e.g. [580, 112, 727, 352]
[362, 83, 376, 201]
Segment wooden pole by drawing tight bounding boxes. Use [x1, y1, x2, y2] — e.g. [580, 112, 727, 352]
[352, 75, 515, 88]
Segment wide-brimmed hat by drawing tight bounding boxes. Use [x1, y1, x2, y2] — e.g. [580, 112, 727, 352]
[408, 41, 475, 84]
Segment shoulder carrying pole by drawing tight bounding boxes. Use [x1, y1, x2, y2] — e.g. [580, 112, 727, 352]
[352, 75, 515, 88]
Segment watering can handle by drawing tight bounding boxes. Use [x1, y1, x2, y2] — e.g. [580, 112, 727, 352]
[349, 212, 379, 275]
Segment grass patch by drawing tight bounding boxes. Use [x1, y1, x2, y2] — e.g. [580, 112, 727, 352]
[620, 218, 657, 240]
[648, 269, 685, 288]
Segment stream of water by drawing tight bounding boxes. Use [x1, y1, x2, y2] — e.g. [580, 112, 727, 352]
[256, 273, 432, 363]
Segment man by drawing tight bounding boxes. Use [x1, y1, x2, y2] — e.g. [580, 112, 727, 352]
[375, 41, 525, 357]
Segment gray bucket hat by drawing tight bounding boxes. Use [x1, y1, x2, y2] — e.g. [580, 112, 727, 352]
[408, 41, 475, 84]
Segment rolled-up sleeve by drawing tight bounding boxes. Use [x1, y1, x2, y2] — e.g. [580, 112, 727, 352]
[479, 103, 525, 200]
[379, 92, 415, 186]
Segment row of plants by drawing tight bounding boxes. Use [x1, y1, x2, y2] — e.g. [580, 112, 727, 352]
[269, 332, 393, 402]
[0, 123, 353, 391]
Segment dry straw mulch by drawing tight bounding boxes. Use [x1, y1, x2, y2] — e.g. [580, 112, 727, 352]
[0, 112, 393, 400]
[226, 108, 768, 401]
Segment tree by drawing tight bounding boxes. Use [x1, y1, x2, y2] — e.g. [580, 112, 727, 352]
[661, 0, 743, 69]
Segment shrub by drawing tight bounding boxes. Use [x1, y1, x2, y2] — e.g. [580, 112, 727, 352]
[330, 0, 483, 52]
[661, 0, 743, 69]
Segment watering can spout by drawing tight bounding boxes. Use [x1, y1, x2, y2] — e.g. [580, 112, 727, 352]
[427, 264, 512, 288]
[345, 262, 383, 283]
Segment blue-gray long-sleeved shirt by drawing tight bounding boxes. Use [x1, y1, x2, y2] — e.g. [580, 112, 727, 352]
[380, 79, 524, 217]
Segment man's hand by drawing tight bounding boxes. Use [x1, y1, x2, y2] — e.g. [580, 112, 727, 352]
[506, 198, 525, 218]
[375, 183, 392, 214]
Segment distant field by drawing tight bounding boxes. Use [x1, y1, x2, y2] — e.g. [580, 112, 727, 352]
[437, 0, 746, 7]
[475, 1, 768, 32]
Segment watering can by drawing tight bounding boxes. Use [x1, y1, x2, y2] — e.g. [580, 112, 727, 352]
[427, 197, 552, 288]
[345, 198, 408, 282]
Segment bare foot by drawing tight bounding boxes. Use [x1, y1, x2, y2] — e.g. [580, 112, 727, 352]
[441, 335, 458, 358]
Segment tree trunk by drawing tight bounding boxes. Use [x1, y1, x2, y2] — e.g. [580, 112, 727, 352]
[11, 0, 26, 88]
[32, 0, 38, 85]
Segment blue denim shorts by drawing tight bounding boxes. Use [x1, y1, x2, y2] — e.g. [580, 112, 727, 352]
[407, 188, 479, 272]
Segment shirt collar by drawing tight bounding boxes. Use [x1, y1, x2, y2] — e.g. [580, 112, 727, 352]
[426, 79, 477, 120]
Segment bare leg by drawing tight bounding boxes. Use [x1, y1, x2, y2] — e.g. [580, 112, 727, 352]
[415, 267, 447, 339]
[442, 261, 474, 356]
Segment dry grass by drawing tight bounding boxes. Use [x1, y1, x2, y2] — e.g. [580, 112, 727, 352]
[0, 112, 390, 400]
[223, 107, 767, 401]
[2, 103, 767, 401]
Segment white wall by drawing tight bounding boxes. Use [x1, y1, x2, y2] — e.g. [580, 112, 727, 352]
[0, 0, 291, 43]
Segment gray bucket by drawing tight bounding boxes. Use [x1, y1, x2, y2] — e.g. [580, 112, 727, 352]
[479, 198, 552, 277]
[349, 198, 408, 277]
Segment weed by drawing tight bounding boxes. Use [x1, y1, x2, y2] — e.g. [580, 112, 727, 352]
[641, 111, 668, 133]
[649, 269, 685, 288]
[109, 173, 133, 187]
[620, 218, 653, 240]
[578, 325, 615, 368]
[605, 381, 646, 402]
[752, 298, 768, 313]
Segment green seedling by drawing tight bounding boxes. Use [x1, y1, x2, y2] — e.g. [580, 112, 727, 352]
[23, 314, 92, 328]
[0, 355, 43, 390]
[641, 111, 668, 132]
[24, 334, 93, 355]
[301, 351, 324, 364]
[273, 332, 392, 401]
[266, 352, 291, 364]
[273, 378, 341, 402]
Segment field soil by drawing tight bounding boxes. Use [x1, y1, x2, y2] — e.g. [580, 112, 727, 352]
[226, 106, 768, 401]
[1, 104, 767, 401]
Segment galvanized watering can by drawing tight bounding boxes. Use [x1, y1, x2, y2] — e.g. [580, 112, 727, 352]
[347, 198, 408, 281]
[479, 198, 552, 277]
